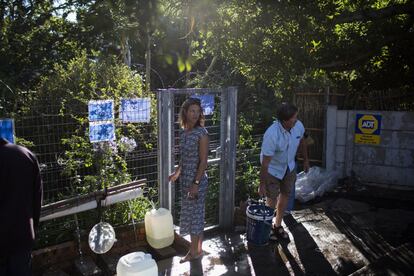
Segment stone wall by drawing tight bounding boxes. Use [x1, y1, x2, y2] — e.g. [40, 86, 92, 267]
[325, 106, 414, 189]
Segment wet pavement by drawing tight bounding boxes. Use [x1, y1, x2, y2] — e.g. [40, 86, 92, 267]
[35, 186, 414, 275]
[158, 193, 414, 275]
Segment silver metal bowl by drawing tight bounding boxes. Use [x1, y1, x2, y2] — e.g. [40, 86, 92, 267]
[88, 222, 116, 254]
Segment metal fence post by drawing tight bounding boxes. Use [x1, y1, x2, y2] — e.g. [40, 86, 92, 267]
[219, 87, 237, 230]
[157, 90, 174, 211]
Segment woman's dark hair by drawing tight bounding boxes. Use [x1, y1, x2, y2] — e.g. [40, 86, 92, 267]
[276, 102, 298, 122]
[178, 97, 205, 128]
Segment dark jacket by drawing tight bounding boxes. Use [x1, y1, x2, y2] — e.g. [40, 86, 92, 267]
[0, 138, 43, 255]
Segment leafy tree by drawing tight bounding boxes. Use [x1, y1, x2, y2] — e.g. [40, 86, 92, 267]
[201, 0, 414, 97]
[0, 0, 81, 115]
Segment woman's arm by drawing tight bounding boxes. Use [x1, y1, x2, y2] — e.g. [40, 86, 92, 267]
[188, 134, 208, 198]
[194, 134, 209, 182]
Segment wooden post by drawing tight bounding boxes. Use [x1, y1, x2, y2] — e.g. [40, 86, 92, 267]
[323, 86, 330, 168]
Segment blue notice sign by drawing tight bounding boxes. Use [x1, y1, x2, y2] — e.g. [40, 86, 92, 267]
[0, 118, 15, 143]
[120, 98, 151, 123]
[191, 94, 215, 115]
[89, 121, 115, 142]
[88, 100, 114, 122]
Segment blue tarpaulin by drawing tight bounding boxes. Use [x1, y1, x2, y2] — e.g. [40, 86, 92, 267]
[0, 118, 14, 143]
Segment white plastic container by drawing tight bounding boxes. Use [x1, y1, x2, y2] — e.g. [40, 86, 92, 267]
[144, 208, 174, 249]
[116, 252, 158, 276]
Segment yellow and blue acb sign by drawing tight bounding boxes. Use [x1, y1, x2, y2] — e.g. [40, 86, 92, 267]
[355, 114, 382, 145]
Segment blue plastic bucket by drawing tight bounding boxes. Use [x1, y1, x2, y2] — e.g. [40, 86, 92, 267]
[246, 204, 274, 245]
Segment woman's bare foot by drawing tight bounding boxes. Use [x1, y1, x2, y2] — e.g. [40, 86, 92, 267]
[179, 251, 203, 263]
[179, 251, 193, 263]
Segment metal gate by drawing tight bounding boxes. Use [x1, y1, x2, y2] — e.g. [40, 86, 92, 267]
[157, 87, 237, 230]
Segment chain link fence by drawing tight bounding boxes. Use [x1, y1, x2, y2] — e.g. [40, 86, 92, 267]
[3, 92, 159, 248]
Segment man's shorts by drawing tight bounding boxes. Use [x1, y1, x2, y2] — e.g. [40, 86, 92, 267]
[265, 169, 296, 199]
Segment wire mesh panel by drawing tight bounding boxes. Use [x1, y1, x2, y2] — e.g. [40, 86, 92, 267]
[3, 92, 159, 248]
[172, 92, 222, 227]
[1, 85, 236, 248]
[158, 87, 237, 231]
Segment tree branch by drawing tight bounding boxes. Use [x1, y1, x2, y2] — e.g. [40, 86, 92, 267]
[318, 52, 373, 70]
[318, 31, 413, 71]
[332, 2, 414, 24]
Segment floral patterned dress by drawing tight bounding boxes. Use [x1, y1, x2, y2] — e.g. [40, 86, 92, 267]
[179, 126, 209, 235]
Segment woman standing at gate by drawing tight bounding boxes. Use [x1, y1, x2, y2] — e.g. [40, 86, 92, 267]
[169, 97, 209, 263]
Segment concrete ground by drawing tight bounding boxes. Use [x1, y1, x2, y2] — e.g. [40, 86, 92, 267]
[157, 188, 414, 276]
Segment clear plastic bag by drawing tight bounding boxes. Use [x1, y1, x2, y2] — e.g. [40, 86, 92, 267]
[295, 167, 339, 203]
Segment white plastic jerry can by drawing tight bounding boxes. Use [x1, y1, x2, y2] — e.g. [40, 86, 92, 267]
[144, 208, 174, 249]
[116, 252, 158, 276]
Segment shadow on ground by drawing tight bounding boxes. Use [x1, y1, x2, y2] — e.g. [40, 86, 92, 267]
[158, 187, 414, 275]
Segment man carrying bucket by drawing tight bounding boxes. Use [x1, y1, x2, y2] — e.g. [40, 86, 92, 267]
[258, 102, 309, 240]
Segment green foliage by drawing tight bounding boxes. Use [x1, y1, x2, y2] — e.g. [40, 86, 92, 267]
[235, 115, 261, 204]
[0, 0, 81, 115]
[2, 1, 414, 243]
[205, 164, 220, 226]
[34, 52, 157, 223]
[104, 197, 154, 225]
[14, 137, 35, 149]
[75, 0, 157, 56]
[194, 0, 414, 97]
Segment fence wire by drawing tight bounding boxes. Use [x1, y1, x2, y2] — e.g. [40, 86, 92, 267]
[3, 93, 159, 248]
[2, 86, 339, 249]
[172, 93, 222, 227]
